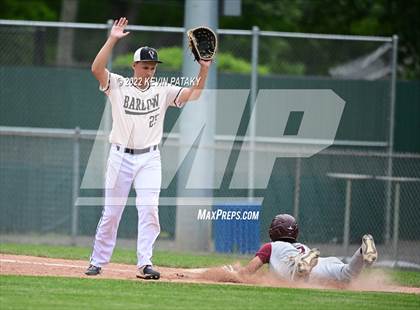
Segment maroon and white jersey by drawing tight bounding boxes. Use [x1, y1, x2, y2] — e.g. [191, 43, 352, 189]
[256, 241, 310, 263]
[255, 241, 309, 279]
[255, 241, 364, 282]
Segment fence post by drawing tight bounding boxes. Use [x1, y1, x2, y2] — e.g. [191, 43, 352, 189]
[384, 35, 399, 245]
[293, 157, 301, 221]
[392, 182, 400, 264]
[248, 26, 259, 201]
[71, 127, 80, 245]
[343, 180, 353, 257]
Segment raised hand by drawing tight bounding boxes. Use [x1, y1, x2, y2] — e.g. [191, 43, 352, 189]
[110, 17, 130, 40]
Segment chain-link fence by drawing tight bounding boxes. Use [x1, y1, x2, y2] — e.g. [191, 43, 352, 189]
[1, 19, 419, 267]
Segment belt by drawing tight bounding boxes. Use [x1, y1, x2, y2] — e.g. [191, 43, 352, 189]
[115, 144, 158, 155]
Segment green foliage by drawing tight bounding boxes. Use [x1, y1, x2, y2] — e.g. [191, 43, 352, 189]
[112, 54, 133, 70]
[157, 46, 183, 71]
[217, 52, 269, 75]
[292, 0, 420, 79]
[223, 0, 420, 79]
[113, 47, 272, 75]
[0, 0, 58, 20]
[258, 39, 306, 75]
[1, 0, 419, 78]
[222, 0, 304, 32]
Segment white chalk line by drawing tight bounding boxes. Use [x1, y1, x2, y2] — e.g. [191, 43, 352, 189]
[0, 258, 208, 274]
[0, 259, 133, 273]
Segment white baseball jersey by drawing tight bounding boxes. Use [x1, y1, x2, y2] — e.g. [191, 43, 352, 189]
[256, 241, 309, 278]
[90, 69, 189, 271]
[256, 241, 364, 282]
[100, 71, 184, 149]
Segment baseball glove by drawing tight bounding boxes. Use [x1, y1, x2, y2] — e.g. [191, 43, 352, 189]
[187, 26, 217, 62]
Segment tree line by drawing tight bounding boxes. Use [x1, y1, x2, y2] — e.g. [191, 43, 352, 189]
[1, 0, 419, 79]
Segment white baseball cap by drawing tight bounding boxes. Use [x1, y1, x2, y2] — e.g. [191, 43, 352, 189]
[133, 46, 162, 63]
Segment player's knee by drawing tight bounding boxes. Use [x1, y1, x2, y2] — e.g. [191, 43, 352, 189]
[102, 205, 124, 220]
[340, 265, 355, 283]
[136, 191, 159, 207]
[139, 205, 159, 222]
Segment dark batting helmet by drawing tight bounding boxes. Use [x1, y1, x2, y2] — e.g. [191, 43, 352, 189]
[269, 214, 299, 242]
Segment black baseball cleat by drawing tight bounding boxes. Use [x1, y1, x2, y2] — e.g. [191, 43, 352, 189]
[136, 265, 160, 280]
[85, 264, 101, 276]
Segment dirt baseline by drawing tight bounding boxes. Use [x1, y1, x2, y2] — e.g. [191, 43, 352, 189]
[1, 254, 418, 294]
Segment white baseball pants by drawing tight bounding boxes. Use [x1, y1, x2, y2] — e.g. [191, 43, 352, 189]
[270, 242, 365, 283]
[90, 144, 161, 268]
[310, 248, 365, 282]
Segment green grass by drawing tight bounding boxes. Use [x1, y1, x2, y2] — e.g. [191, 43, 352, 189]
[361, 266, 420, 288]
[390, 270, 420, 287]
[0, 242, 251, 268]
[1, 242, 420, 288]
[1, 275, 419, 310]
[1, 243, 419, 309]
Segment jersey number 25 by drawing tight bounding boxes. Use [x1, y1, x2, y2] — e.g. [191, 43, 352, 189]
[149, 114, 159, 128]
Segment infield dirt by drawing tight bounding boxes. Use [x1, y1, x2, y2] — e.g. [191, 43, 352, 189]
[1, 254, 418, 294]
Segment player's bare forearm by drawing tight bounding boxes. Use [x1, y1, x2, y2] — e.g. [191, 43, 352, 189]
[189, 64, 209, 99]
[91, 17, 130, 86]
[239, 256, 264, 275]
[178, 60, 211, 103]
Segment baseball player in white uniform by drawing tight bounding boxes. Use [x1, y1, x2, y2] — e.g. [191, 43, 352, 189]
[230, 214, 378, 283]
[85, 17, 212, 279]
